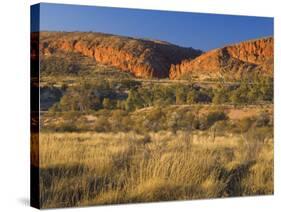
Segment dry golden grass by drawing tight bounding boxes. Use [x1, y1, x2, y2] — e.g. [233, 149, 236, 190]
[38, 131, 273, 208]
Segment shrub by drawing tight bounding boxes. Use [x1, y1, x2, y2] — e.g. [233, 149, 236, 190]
[213, 90, 228, 104]
[40, 55, 85, 76]
[255, 113, 271, 127]
[175, 86, 186, 104]
[186, 90, 198, 104]
[197, 111, 228, 130]
[55, 121, 80, 132]
[142, 107, 166, 132]
[102, 98, 114, 109]
[125, 89, 143, 111]
[238, 117, 254, 133]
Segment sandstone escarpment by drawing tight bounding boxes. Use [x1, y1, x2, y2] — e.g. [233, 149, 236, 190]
[226, 37, 273, 64]
[40, 32, 202, 78]
[170, 37, 273, 80]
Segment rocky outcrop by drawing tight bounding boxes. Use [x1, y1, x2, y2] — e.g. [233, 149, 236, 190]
[170, 37, 273, 80]
[226, 37, 273, 64]
[40, 32, 202, 78]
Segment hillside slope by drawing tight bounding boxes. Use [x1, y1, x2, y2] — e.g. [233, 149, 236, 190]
[40, 32, 202, 78]
[170, 37, 273, 80]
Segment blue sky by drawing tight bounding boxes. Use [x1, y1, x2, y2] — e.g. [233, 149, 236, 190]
[36, 3, 273, 51]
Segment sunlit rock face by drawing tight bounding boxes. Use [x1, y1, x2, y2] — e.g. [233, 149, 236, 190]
[169, 37, 273, 80]
[40, 31, 202, 79]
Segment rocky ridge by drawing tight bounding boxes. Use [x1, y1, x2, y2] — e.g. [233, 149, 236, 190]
[40, 32, 202, 78]
[169, 37, 273, 80]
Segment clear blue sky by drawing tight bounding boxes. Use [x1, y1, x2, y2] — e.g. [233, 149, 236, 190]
[37, 3, 273, 51]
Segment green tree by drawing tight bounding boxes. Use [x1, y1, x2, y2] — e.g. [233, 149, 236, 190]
[116, 100, 126, 110]
[186, 90, 198, 104]
[206, 111, 228, 127]
[230, 83, 249, 105]
[140, 87, 153, 107]
[59, 83, 102, 111]
[102, 98, 111, 109]
[167, 111, 181, 133]
[125, 89, 143, 111]
[176, 86, 186, 105]
[213, 90, 228, 105]
[260, 77, 273, 102]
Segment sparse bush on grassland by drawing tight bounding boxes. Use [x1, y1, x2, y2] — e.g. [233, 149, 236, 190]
[206, 111, 228, 127]
[48, 76, 273, 115]
[39, 82, 273, 208]
[42, 105, 274, 137]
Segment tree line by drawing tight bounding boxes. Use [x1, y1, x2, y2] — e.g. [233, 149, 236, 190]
[49, 76, 273, 113]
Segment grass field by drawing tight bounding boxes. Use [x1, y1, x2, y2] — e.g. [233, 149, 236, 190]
[39, 130, 273, 208]
[37, 61, 274, 208]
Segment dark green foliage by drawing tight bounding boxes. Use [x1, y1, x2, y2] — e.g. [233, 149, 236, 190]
[212, 88, 229, 104]
[186, 90, 197, 104]
[102, 98, 116, 109]
[124, 84, 213, 111]
[41, 86, 64, 111]
[49, 76, 272, 116]
[55, 122, 80, 132]
[167, 110, 195, 133]
[125, 89, 144, 111]
[151, 85, 176, 106]
[230, 83, 249, 105]
[58, 82, 102, 112]
[40, 55, 86, 76]
[258, 77, 273, 102]
[55, 79, 130, 111]
[118, 79, 141, 90]
[175, 86, 187, 104]
[230, 76, 273, 104]
[194, 90, 213, 103]
[206, 111, 228, 125]
[255, 112, 271, 127]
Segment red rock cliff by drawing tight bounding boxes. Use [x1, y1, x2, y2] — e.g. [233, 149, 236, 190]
[40, 32, 202, 78]
[170, 37, 273, 80]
